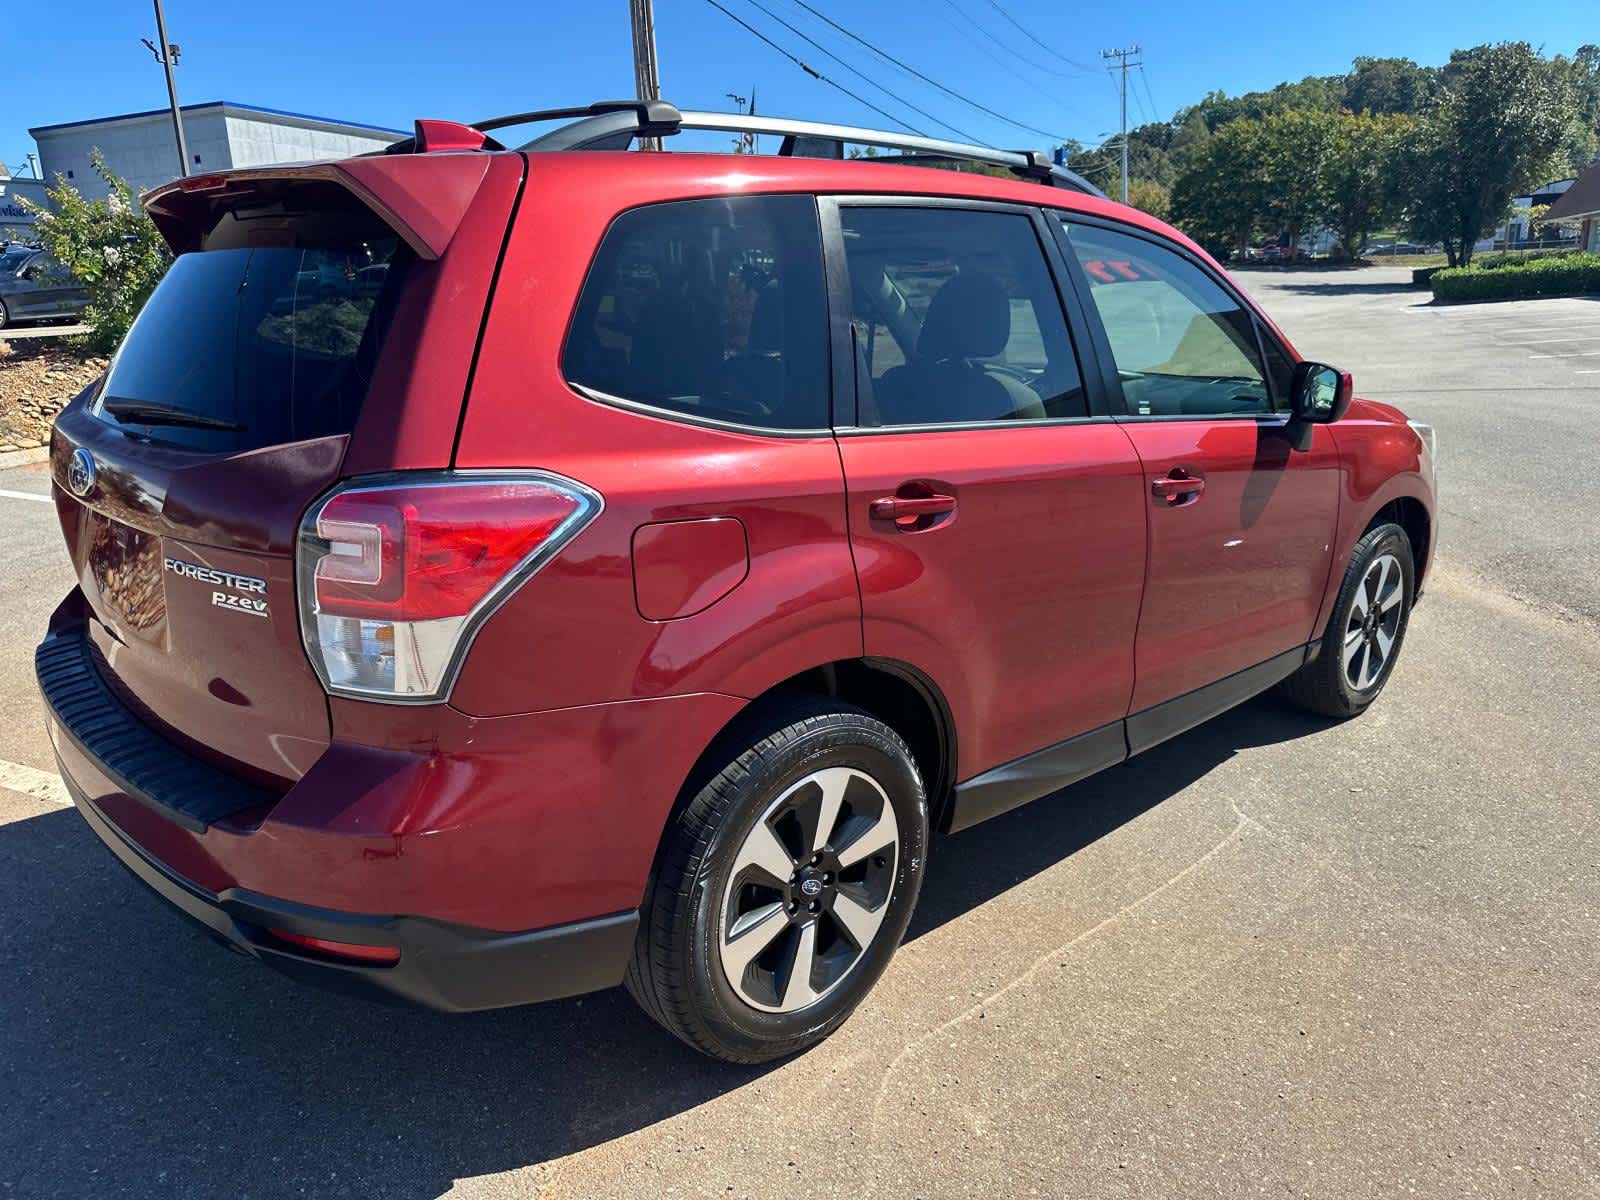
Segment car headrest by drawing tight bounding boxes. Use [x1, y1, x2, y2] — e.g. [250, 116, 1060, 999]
[916, 271, 1010, 361]
[746, 281, 785, 354]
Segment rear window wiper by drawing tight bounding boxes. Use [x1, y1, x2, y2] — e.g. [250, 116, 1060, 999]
[102, 398, 245, 432]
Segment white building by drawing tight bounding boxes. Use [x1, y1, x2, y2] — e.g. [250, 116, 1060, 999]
[0, 173, 49, 241]
[27, 101, 405, 200]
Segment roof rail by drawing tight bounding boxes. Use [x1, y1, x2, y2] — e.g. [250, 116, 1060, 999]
[490, 101, 1105, 198]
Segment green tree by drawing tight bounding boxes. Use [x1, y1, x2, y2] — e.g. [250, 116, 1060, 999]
[1552, 44, 1600, 170]
[22, 151, 169, 354]
[1344, 57, 1438, 115]
[1169, 109, 1212, 171]
[1319, 112, 1412, 259]
[1257, 109, 1337, 258]
[1126, 180, 1171, 222]
[1171, 119, 1266, 259]
[1398, 43, 1581, 267]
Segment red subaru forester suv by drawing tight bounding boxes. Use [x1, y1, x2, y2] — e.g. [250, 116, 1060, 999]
[37, 103, 1435, 1062]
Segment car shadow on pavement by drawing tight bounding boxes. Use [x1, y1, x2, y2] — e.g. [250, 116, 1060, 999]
[909, 694, 1333, 937]
[0, 695, 1333, 1199]
[1266, 279, 1424, 298]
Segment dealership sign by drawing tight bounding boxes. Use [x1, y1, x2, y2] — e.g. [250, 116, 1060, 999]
[0, 180, 44, 227]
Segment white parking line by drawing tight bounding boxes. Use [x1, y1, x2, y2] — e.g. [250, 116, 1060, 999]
[1530, 350, 1600, 359]
[1498, 323, 1600, 333]
[1499, 335, 1600, 344]
[0, 759, 70, 805]
[0, 489, 52, 505]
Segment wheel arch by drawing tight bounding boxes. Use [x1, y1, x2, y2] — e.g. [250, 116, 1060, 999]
[641, 657, 958, 893]
[1365, 495, 1431, 583]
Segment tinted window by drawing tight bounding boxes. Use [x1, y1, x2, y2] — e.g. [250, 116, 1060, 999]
[1061, 221, 1272, 418]
[564, 195, 828, 430]
[839, 206, 1086, 426]
[97, 240, 404, 452]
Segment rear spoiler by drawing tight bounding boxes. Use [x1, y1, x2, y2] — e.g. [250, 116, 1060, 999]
[142, 152, 497, 260]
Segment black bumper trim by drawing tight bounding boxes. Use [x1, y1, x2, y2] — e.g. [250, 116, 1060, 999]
[65, 776, 639, 1012]
[36, 629, 272, 832]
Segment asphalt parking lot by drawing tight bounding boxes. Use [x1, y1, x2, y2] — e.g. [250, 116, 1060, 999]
[1, 267, 1597, 1198]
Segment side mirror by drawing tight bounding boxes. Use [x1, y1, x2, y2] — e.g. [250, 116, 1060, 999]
[1289, 361, 1353, 424]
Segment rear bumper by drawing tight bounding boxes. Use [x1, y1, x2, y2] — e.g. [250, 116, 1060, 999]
[64, 775, 637, 1011]
[35, 615, 745, 1010]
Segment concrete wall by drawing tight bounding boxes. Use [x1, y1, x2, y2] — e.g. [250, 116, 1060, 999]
[34, 111, 228, 199]
[223, 114, 396, 170]
[31, 105, 401, 200]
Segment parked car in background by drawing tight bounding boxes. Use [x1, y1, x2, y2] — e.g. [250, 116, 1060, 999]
[36, 101, 1436, 1063]
[0, 243, 89, 328]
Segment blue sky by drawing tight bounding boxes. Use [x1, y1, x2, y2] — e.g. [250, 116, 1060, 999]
[5, 0, 1593, 174]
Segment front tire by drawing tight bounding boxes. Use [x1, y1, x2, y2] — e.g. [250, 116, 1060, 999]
[1280, 522, 1415, 718]
[626, 695, 929, 1063]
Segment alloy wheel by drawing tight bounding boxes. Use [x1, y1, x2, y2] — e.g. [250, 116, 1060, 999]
[1342, 552, 1404, 692]
[718, 766, 900, 1013]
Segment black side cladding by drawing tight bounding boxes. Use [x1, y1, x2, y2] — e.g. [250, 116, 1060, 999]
[36, 630, 272, 832]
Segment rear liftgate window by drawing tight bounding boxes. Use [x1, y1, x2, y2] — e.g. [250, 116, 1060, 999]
[563, 194, 829, 430]
[96, 236, 406, 452]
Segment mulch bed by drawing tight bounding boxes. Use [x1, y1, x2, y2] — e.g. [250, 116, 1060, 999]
[0, 338, 105, 450]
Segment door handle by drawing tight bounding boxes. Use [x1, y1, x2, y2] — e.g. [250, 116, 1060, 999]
[869, 494, 957, 521]
[1152, 469, 1205, 503]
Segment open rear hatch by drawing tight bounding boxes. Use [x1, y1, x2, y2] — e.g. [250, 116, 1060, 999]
[49, 153, 518, 795]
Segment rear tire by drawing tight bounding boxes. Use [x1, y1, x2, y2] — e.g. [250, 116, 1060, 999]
[0, 298, 10, 331]
[1279, 522, 1414, 718]
[626, 694, 928, 1063]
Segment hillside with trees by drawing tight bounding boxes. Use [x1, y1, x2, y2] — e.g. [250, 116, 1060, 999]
[1065, 43, 1600, 266]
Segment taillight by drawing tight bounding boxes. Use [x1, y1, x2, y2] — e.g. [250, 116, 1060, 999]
[296, 472, 601, 701]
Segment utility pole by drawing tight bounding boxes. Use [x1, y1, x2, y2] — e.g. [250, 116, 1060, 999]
[629, 0, 662, 150]
[144, 0, 189, 178]
[1101, 45, 1140, 205]
[726, 93, 754, 154]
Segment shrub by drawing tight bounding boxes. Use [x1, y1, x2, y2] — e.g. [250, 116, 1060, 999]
[1430, 253, 1600, 302]
[18, 151, 170, 355]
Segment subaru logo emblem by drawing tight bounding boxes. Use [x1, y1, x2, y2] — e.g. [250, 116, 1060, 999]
[67, 448, 96, 498]
[800, 878, 823, 897]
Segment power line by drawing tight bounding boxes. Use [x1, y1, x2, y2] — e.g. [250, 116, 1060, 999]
[1136, 64, 1162, 125]
[701, 0, 923, 133]
[938, 0, 1081, 80]
[932, 2, 1096, 134]
[980, 0, 1097, 73]
[787, 0, 1072, 143]
[739, 0, 978, 140]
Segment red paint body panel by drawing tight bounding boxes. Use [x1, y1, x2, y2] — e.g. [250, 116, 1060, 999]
[632, 518, 750, 620]
[342, 154, 525, 474]
[145, 152, 497, 260]
[1119, 420, 1342, 710]
[1318, 400, 1437, 632]
[48, 414, 345, 786]
[836, 425, 1146, 776]
[52, 686, 744, 931]
[447, 164, 862, 716]
[40, 145, 1437, 986]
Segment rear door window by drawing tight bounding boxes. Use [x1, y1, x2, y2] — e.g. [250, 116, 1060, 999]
[562, 194, 829, 431]
[836, 205, 1087, 427]
[96, 240, 404, 452]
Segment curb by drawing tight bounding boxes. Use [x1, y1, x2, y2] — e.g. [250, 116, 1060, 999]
[0, 447, 49, 469]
